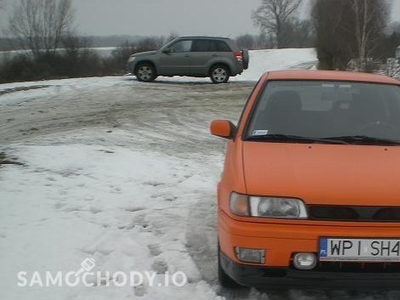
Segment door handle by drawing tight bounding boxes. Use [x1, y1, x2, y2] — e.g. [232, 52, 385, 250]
[212, 54, 218, 57]
[184, 54, 190, 57]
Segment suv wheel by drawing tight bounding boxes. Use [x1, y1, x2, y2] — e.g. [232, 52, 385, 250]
[135, 63, 157, 82]
[210, 65, 230, 84]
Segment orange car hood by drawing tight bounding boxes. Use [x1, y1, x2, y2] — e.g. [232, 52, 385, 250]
[242, 142, 400, 206]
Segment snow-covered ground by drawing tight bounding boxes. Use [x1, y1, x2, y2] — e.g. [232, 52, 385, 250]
[1, 140, 221, 300]
[2, 49, 399, 300]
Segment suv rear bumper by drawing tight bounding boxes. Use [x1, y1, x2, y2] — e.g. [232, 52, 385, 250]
[220, 251, 400, 288]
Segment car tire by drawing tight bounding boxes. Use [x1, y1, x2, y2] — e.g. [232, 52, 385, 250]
[218, 245, 241, 288]
[135, 63, 157, 82]
[210, 65, 230, 84]
[242, 49, 249, 70]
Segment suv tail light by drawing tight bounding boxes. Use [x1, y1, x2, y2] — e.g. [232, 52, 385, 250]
[233, 51, 243, 63]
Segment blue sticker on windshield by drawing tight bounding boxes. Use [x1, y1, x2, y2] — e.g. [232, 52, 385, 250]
[252, 130, 269, 136]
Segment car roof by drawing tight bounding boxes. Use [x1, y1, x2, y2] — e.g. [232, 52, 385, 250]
[264, 70, 400, 85]
[176, 36, 231, 41]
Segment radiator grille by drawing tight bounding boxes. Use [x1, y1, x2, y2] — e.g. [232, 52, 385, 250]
[309, 205, 400, 222]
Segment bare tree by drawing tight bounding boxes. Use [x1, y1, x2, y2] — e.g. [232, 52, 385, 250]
[6, 0, 74, 59]
[236, 34, 256, 49]
[280, 19, 314, 48]
[165, 31, 179, 44]
[351, 0, 388, 70]
[135, 37, 164, 53]
[252, 0, 301, 48]
[312, 0, 389, 71]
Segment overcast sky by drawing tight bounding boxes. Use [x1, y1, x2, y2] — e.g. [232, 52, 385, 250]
[74, 0, 263, 36]
[0, 0, 399, 37]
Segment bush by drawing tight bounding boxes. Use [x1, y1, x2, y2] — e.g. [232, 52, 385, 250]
[0, 34, 176, 83]
[378, 58, 400, 79]
[101, 36, 166, 75]
[101, 41, 137, 75]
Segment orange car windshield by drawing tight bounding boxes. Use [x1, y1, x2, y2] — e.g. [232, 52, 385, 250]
[246, 80, 400, 145]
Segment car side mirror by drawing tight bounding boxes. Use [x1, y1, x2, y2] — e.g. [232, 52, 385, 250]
[210, 120, 236, 139]
[162, 48, 172, 54]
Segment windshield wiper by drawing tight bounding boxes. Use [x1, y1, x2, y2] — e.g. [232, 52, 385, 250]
[247, 134, 348, 144]
[324, 135, 400, 146]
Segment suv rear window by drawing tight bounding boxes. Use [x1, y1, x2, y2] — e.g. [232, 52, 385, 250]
[192, 40, 230, 52]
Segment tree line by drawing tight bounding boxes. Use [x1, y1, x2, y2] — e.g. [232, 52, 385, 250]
[252, 0, 400, 75]
[0, 0, 399, 83]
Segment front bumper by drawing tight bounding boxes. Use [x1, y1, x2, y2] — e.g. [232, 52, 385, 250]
[218, 211, 400, 287]
[220, 251, 400, 288]
[126, 57, 137, 74]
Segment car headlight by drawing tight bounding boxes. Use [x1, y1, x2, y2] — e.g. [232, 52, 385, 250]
[127, 55, 136, 63]
[229, 192, 249, 216]
[229, 192, 308, 219]
[250, 197, 308, 219]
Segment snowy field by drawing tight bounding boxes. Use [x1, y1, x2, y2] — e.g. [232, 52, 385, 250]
[2, 49, 400, 300]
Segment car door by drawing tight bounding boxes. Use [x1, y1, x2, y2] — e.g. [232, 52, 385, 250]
[158, 40, 193, 75]
[190, 39, 232, 75]
[190, 40, 215, 75]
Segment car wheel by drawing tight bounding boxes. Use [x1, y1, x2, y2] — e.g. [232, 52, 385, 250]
[135, 63, 157, 82]
[218, 244, 241, 288]
[210, 65, 230, 84]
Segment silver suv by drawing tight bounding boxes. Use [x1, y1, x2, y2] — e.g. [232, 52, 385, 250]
[127, 36, 249, 83]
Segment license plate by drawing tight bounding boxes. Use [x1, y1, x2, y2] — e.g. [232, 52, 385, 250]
[319, 238, 400, 262]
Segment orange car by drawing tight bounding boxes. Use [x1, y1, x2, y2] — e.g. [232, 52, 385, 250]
[211, 70, 400, 288]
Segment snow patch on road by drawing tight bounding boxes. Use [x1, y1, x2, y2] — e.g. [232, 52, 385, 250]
[0, 76, 134, 106]
[0, 138, 222, 300]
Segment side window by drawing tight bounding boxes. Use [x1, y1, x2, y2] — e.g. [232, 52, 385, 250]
[170, 40, 192, 53]
[192, 40, 213, 52]
[215, 41, 230, 52]
[192, 40, 231, 52]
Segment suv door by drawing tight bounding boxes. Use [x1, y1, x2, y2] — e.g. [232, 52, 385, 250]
[191, 40, 231, 75]
[158, 40, 193, 75]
